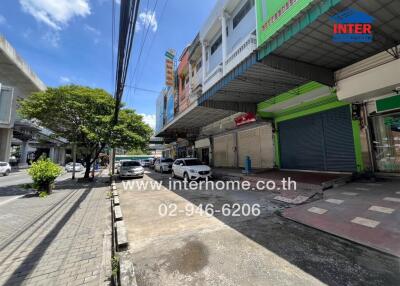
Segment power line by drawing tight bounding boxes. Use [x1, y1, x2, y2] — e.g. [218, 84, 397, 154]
[113, 0, 141, 124]
[124, 85, 160, 94]
[134, 0, 169, 94]
[130, 0, 160, 95]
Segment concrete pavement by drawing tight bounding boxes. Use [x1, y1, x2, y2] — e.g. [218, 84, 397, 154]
[0, 175, 112, 286]
[117, 170, 400, 286]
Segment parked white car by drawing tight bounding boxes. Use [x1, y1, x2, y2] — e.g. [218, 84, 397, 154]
[154, 158, 174, 173]
[0, 162, 11, 176]
[65, 162, 84, 172]
[172, 158, 212, 181]
[119, 160, 144, 178]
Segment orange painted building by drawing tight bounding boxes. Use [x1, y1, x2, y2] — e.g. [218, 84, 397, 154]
[177, 47, 190, 113]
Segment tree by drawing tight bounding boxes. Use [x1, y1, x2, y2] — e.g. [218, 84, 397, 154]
[19, 85, 152, 178]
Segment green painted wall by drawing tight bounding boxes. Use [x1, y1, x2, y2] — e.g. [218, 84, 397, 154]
[376, 94, 400, 112]
[256, 0, 313, 47]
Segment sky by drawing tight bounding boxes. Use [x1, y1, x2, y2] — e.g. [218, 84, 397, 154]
[0, 0, 215, 129]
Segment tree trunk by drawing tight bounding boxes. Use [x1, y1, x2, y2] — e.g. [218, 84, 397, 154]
[84, 157, 92, 179]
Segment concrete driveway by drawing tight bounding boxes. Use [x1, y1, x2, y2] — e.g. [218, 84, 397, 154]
[117, 170, 399, 286]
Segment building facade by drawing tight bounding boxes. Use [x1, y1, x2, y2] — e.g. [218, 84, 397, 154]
[156, 0, 400, 174]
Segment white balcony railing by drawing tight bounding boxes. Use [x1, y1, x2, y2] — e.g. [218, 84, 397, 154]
[203, 65, 223, 93]
[225, 34, 257, 75]
[190, 68, 202, 91]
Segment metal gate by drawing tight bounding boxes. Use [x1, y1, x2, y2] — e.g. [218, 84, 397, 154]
[278, 106, 356, 172]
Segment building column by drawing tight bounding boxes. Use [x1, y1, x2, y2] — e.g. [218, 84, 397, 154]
[220, 12, 228, 75]
[201, 41, 207, 84]
[59, 147, 66, 165]
[49, 146, 55, 162]
[0, 128, 12, 162]
[19, 140, 29, 167]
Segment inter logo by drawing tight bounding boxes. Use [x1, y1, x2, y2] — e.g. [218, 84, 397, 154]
[331, 8, 373, 43]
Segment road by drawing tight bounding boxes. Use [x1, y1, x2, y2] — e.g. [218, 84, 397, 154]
[117, 169, 400, 286]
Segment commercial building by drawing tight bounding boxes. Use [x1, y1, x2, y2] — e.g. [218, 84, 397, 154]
[0, 36, 68, 166]
[156, 0, 400, 175]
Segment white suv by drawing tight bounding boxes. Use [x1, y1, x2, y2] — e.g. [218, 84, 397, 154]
[0, 162, 11, 176]
[172, 158, 212, 181]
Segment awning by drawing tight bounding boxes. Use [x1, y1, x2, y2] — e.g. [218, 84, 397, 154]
[259, 0, 400, 73]
[156, 102, 236, 142]
[198, 52, 316, 112]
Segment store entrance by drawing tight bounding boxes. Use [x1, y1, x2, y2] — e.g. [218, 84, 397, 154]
[371, 112, 400, 173]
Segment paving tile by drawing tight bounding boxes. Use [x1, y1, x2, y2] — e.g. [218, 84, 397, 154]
[383, 197, 400, 203]
[307, 207, 328, 214]
[369, 206, 395, 214]
[351, 217, 380, 228]
[325, 199, 344, 205]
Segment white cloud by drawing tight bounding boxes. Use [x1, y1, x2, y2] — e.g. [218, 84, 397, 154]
[137, 11, 158, 33]
[19, 0, 91, 30]
[84, 24, 101, 36]
[42, 31, 61, 47]
[0, 15, 6, 25]
[140, 114, 156, 130]
[59, 76, 71, 84]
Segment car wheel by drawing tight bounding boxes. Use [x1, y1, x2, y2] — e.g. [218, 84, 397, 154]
[161, 166, 164, 174]
[171, 170, 176, 178]
[184, 172, 190, 182]
[4, 170, 10, 176]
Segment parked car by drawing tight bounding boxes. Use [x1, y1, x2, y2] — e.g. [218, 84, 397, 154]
[142, 159, 151, 167]
[154, 158, 174, 173]
[172, 158, 212, 181]
[0, 161, 11, 176]
[119, 160, 144, 179]
[65, 162, 84, 172]
[149, 158, 156, 169]
[116, 160, 129, 174]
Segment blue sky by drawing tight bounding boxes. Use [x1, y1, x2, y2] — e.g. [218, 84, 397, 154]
[0, 0, 215, 128]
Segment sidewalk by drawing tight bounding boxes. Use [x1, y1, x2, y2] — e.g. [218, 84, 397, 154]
[283, 178, 400, 257]
[0, 174, 112, 285]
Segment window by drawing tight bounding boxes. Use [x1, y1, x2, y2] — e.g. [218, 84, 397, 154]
[184, 159, 203, 166]
[210, 35, 222, 55]
[162, 158, 174, 163]
[233, 0, 254, 29]
[174, 160, 182, 165]
[196, 60, 202, 71]
[122, 161, 141, 167]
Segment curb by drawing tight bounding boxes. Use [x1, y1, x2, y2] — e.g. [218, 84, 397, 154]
[110, 179, 137, 286]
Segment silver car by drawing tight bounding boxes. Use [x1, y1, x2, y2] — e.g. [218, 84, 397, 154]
[154, 158, 174, 173]
[120, 161, 144, 178]
[0, 162, 11, 176]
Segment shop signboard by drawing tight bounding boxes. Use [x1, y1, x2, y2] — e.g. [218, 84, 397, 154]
[256, 0, 313, 47]
[235, 112, 256, 127]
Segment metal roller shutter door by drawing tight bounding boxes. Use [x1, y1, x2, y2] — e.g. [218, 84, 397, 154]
[213, 134, 235, 167]
[238, 125, 274, 169]
[279, 106, 356, 172]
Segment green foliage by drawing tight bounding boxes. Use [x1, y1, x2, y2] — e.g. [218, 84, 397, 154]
[28, 158, 62, 193]
[39, 191, 48, 198]
[19, 85, 153, 178]
[126, 148, 149, 155]
[111, 256, 120, 277]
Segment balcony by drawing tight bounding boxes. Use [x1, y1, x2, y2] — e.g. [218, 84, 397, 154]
[225, 34, 257, 75]
[203, 64, 223, 93]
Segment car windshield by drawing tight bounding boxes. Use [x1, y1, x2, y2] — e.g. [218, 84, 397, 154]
[184, 159, 203, 166]
[0, 162, 7, 167]
[161, 158, 174, 163]
[122, 161, 141, 167]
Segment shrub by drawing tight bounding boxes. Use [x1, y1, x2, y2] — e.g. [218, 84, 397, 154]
[28, 158, 62, 194]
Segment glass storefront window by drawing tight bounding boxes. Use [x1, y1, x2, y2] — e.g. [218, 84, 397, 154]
[371, 112, 400, 172]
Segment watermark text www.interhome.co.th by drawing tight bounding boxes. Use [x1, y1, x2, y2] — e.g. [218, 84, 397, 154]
[122, 177, 297, 192]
